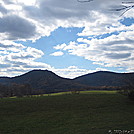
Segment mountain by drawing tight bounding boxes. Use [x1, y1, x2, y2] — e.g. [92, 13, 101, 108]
[0, 70, 134, 94]
[73, 71, 134, 87]
[0, 77, 11, 85]
[0, 70, 87, 93]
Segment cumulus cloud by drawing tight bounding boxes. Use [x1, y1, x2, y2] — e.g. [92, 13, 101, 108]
[53, 28, 134, 71]
[1, 0, 130, 41]
[0, 0, 133, 40]
[0, 3, 7, 14]
[106, 53, 131, 59]
[0, 0, 133, 41]
[0, 40, 51, 77]
[0, 15, 36, 40]
[0, 40, 25, 52]
[0, 58, 52, 77]
[52, 66, 109, 79]
[0, 0, 134, 77]
[50, 51, 64, 56]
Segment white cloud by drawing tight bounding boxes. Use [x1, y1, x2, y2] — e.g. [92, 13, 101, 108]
[1, 0, 132, 41]
[0, 0, 133, 42]
[0, 0, 134, 78]
[54, 43, 67, 50]
[52, 66, 91, 79]
[17, 0, 36, 6]
[54, 28, 134, 71]
[52, 66, 110, 79]
[0, 40, 25, 52]
[50, 51, 64, 56]
[0, 40, 51, 77]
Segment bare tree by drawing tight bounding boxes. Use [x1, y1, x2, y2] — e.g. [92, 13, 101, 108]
[113, 1, 134, 16]
[117, 75, 134, 101]
[77, 0, 134, 16]
[123, 76, 134, 100]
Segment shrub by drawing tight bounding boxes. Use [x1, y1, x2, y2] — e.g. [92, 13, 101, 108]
[128, 90, 134, 101]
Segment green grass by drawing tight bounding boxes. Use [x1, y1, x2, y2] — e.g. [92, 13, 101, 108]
[0, 91, 134, 134]
[80, 90, 117, 94]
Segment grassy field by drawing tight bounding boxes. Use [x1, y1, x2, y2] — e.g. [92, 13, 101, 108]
[0, 91, 134, 134]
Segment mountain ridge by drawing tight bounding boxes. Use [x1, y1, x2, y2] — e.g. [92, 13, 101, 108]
[74, 70, 134, 87]
[0, 69, 88, 93]
[0, 69, 134, 93]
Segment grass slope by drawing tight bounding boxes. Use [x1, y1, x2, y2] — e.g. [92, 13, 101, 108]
[0, 91, 134, 134]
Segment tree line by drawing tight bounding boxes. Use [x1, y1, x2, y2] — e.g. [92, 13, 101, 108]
[0, 83, 44, 98]
[0, 81, 134, 100]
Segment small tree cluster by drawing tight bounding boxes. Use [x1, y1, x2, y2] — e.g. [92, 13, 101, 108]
[0, 83, 33, 98]
[119, 76, 134, 101]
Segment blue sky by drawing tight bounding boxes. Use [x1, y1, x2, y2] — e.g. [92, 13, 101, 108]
[0, 0, 134, 78]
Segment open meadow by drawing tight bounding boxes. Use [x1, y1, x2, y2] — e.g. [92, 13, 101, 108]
[0, 91, 134, 134]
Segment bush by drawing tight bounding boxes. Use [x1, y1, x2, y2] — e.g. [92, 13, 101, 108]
[118, 87, 134, 101]
[128, 90, 134, 101]
[120, 75, 134, 101]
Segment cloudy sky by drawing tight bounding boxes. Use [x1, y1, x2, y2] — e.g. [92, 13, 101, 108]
[0, 0, 134, 78]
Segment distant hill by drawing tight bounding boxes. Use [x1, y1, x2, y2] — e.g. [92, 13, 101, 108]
[0, 70, 134, 94]
[0, 70, 87, 93]
[73, 71, 134, 87]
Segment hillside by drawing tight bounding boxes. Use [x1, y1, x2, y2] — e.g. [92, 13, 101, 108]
[0, 92, 134, 134]
[73, 71, 134, 87]
[0, 70, 134, 94]
[0, 70, 87, 93]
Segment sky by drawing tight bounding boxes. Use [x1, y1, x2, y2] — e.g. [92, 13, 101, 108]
[0, 0, 134, 78]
